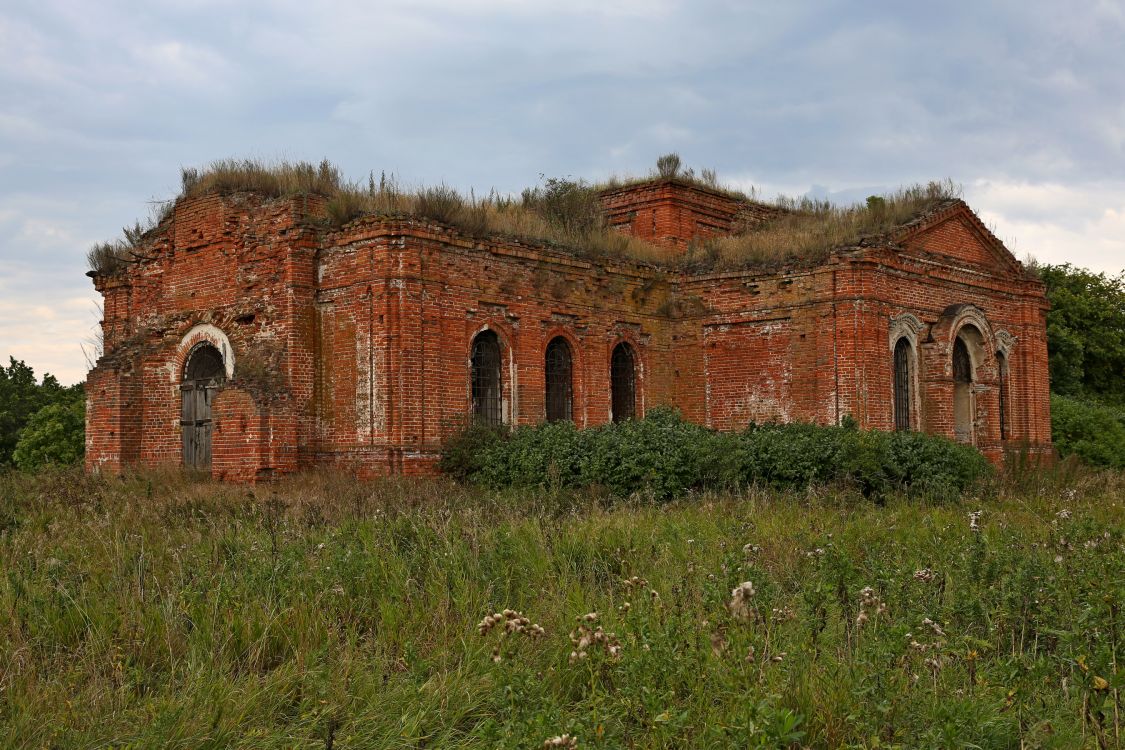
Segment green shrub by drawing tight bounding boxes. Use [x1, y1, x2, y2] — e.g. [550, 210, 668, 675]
[1050, 393, 1125, 469]
[443, 409, 992, 501]
[13, 399, 85, 471]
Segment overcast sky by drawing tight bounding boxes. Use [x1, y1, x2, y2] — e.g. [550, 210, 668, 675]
[2, 0, 1123, 384]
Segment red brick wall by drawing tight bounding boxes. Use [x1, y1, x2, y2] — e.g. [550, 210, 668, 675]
[85, 190, 1052, 481]
[599, 180, 781, 255]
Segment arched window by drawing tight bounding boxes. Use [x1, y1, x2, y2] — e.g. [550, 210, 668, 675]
[545, 337, 573, 422]
[997, 351, 1009, 440]
[470, 330, 503, 425]
[892, 337, 913, 431]
[952, 335, 974, 443]
[610, 342, 636, 423]
[181, 343, 226, 469]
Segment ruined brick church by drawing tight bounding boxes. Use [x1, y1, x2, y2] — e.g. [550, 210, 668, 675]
[85, 171, 1052, 481]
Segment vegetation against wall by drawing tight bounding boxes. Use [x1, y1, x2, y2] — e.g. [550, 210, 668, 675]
[442, 408, 992, 502]
[1, 468, 1121, 748]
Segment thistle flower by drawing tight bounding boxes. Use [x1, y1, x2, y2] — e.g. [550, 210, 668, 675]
[621, 576, 648, 590]
[913, 568, 935, 583]
[728, 581, 756, 621]
[569, 616, 622, 663]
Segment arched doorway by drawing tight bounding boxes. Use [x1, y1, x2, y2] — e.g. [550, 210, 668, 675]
[181, 343, 226, 469]
[545, 337, 573, 422]
[470, 330, 503, 426]
[610, 342, 636, 423]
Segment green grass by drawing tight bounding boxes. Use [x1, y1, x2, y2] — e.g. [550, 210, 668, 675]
[1, 467, 1122, 748]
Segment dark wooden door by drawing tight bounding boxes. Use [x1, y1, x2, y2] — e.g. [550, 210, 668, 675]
[181, 344, 226, 469]
[181, 380, 220, 469]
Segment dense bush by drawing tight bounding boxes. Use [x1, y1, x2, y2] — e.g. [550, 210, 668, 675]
[12, 398, 86, 471]
[449, 408, 992, 501]
[1050, 393, 1125, 469]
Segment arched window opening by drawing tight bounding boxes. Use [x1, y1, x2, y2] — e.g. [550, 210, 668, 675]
[997, 351, 1009, 440]
[610, 342, 636, 423]
[545, 337, 573, 422]
[952, 335, 974, 443]
[471, 330, 503, 426]
[893, 338, 913, 431]
[181, 343, 226, 469]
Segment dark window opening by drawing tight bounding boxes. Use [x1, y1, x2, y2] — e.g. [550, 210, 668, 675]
[181, 343, 226, 469]
[953, 336, 973, 443]
[953, 338, 972, 384]
[611, 342, 636, 423]
[545, 337, 573, 422]
[471, 330, 503, 426]
[893, 338, 912, 431]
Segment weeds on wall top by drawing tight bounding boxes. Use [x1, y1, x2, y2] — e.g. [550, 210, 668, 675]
[86, 156, 963, 277]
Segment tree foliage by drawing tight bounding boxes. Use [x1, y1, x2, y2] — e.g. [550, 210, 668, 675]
[1038, 264, 1125, 399]
[13, 400, 86, 471]
[0, 357, 83, 468]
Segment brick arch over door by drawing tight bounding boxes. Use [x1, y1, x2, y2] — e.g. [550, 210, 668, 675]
[931, 304, 1000, 447]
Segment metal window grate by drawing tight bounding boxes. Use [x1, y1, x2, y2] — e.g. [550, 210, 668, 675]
[545, 337, 573, 422]
[471, 331, 503, 426]
[893, 338, 912, 431]
[953, 338, 972, 383]
[611, 342, 636, 423]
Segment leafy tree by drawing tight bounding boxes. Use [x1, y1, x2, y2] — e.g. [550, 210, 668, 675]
[1038, 264, 1125, 399]
[13, 399, 86, 471]
[0, 357, 82, 467]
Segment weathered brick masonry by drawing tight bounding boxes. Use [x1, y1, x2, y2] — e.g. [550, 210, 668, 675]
[86, 178, 1052, 479]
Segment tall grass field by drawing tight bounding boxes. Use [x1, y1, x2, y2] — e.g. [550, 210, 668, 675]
[1, 467, 1123, 748]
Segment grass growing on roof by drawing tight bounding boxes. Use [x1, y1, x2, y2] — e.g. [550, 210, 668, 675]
[87, 158, 964, 277]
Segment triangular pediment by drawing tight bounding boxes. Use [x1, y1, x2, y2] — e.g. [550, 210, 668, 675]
[895, 202, 1024, 277]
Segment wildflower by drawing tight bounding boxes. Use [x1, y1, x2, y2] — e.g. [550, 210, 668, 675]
[770, 652, 786, 663]
[1054, 555, 1064, 564]
[728, 581, 756, 621]
[770, 606, 795, 623]
[478, 608, 545, 661]
[569, 617, 622, 663]
[1056, 509, 1072, 521]
[805, 547, 826, 558]
[968, 510, 982, 532]
[921, 617, 944, 636]
[543, 734, 578, 748]
[855, 585, 887, 626]
[913, 568, 935, 583]
[621, 576, 648, 590]
[742, 543, 761, 556]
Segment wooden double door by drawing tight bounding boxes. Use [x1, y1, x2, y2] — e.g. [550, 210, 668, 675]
[181, 345, 225, 469]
